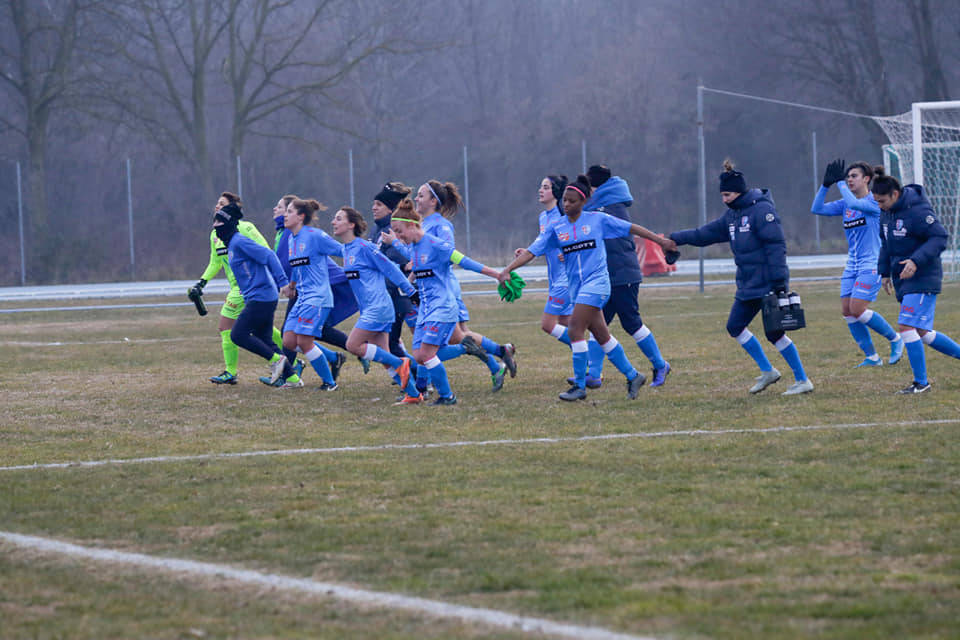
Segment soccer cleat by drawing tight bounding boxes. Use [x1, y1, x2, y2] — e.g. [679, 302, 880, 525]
[397, 357, 413, 391]
[501, 343, 518, 378]
[855, 356, 883, 368]
[330, 352, 346, 382]
[259, 375, 283, 387]
[558, 385, 587, 401]
[431, 394, 458, 406]
[491, 363, 507, 392]
[749, 368, 781, 394]
[293, 359, 305, 377]
[889, 339, 905, 365]
[459, 336, 488, 362]
[280, 378, 305, 389]
[210, 371, 237, 385]
[394, 393, 423, 405]
[268, 357, 287, 384]
[626, 372, 646, 399]
[358, 356, 371, 374]
[781, 379, 814, 395]
[318, 381, 339, 391]
[650, 361, 671, 387]
[566, 374, 603, 389]
[896, 380, 931, 394]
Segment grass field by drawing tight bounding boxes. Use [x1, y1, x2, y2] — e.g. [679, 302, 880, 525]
[1, 280, 959, 639]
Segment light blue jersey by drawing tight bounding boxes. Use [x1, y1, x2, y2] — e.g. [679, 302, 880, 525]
[342, 238, 415, 326]
[410, 233, 460, 324]
[287, 226, 342, 307]
[227, 233, 288, 302]
[539, 206, 570, 291]
[421, 213, 468, 320]
[527, 210, 633, 300]
[812, 183, 882, 275]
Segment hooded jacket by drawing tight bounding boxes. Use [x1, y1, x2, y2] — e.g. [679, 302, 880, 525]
[584, 176, 643, 286]
[878, 184, 947, 300]
[670, 188, 788, 300]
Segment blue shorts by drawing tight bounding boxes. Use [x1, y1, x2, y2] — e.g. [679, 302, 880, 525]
[574, 290, 609, 310]
[898, 293, 936, 331]
[354, 318, 392, 333]
[841, 272, 881, 301]
[544, 287, 574, 316]
[412, 321, 456, 350]
[283, 300, 331, 337]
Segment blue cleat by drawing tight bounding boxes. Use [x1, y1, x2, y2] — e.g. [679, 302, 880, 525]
[650, 361, 671, 387]
[889, 338, 905, 365]
[210, 371, 237, 385]
[566, 374, 603, 389]
[856, 356, 883, 368]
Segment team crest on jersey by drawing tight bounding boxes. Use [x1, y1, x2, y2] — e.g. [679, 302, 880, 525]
[420, 253, 428, 264]
[581, 225, 590, 235]
[348, 255, 356, 265]
[893, 219, 907, 237]
[844, 209, 853, 219]
[558, 231, 570, 242]
[926, 215, 935, 224]
[738, 215, 750, 232]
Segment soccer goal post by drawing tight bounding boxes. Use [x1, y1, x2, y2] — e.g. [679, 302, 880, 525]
[875, 101, 960, 279]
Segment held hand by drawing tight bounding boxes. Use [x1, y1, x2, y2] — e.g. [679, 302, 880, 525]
[882, 277, 893, 295]
[660, 237, 678, 252]
[822, 158, 846, 188]
[380, 229, 395, 245]
[497, 270, 511, 285]
[514, 247, 525, 258]
[899, 259, 917, 279]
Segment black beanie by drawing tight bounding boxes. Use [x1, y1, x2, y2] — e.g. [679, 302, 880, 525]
[547, 175, 568, 202]
[587, 165, 611, 188]
[719, 169, 746, 193]
[374, 184, 404, 211]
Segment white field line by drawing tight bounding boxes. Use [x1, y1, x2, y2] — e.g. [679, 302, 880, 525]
[0, 531, 654, 640]
[2, 419, 957, 473]
[0, 337, 195, 347]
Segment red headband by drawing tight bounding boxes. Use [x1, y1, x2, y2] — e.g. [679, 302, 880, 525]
[565, 185, 587, 200]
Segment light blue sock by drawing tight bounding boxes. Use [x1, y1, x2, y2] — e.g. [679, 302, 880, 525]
[861, 309, 898, 341]
[904, 334, 927, 385]
[775, 337, 807, 382]
[846, 317, 876, 357]
[927, 331, 960, 359]
[587, 338, 604, 378]
[484, 354, 501, 375]
[632, 326, 665, 370]
[738, 332, 773, 371]
[571, 341, 589, 389]
[425, 359, 453, 397]
[313, 341, 339, 364]
[416, 362, 430, 391]
[438, 344, 465, 361]
[370, 345, 402, 368]
[480, 336, 503, 358]
[306, 346, 334, 384]
[602, 339, 639, 380]
[550, 326, 571, 346]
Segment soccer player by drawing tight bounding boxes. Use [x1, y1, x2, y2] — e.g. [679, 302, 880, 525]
[500, 174, 670, 401]
[533, 175, 575, 344]
[190, 191, 283, 385]
[662, 160, 814, 396]
[583, 165, 671, 387]
[811, 159, 904, 367]
[332, 206, 422, 404]
[873, 170, 958, 394]
[390, 199, 504, 405]
[278, 198, 344, 390]
[408, 180, 517, 392]
[212, 203, 298, 386]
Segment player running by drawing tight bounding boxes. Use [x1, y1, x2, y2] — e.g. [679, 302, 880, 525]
[811, 159, 903, 367]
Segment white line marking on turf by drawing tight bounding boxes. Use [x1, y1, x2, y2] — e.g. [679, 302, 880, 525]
[0, 532, 654, 640]
[0, 337, 194, 347]
[2, 419, 956, 473]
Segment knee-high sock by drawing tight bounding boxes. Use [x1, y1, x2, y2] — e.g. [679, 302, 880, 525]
[480, 336, 504, 358]
[305, 345, 334, 385]
[922, 330, 960, 359]
[846, 315, 876, 357]
[363, 343, 402, 369]
[570, 340, 589, 389]
[601, 337, 639, 381]
[549, 324, 571, 346]
[438, 344, 465, 361]
[416, 357, 430, 391]
[902, 329, 927, 385]
[423, 356, 452, 398]
[220, 329, 239, 375]
[632, 325, 666, 370]
[313, 341, 339, 364]
[736, 329, 773, 371]
[587, 335, 604, 378]
[774, 335, 807, 382]
[857, 309, 898, 342]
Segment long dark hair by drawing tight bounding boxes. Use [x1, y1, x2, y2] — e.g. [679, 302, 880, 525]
[870, 166, 901, 197]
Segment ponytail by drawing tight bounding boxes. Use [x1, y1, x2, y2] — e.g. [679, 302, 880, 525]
[290, 198, 326, 225]
[870, 166, 901, 197]
[426, 180, 464, 219]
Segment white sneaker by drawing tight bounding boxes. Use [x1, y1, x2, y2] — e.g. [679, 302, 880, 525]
[280, 378, 304, 389]
[268, 357, 287, 384]
[749, 368, 781, 394]
[782, 379, 814, 395]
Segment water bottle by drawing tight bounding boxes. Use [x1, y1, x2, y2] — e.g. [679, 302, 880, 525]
[788, 291, 801, 310]
[777, 291, 790, 311]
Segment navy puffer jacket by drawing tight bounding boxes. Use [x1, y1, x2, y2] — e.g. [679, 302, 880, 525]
[878, 184, 947, 300]
[671, 189, 788, 300]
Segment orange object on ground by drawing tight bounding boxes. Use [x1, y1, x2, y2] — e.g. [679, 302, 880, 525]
[634, 235, 676, 277]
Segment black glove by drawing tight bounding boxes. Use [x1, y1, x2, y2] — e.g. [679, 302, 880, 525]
[408, 290, 420, 307]
[822, 158, 845, 188]
[664, 249, 680, 265]
[189, 278, 207, 297]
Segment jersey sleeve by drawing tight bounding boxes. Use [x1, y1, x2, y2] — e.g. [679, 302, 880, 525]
[837, 183, 881, 216]
[600, 212, 633, 238]
[526, 227, 558, 256]
[312, 229, 343, 256]
[370, 244, 415, 294]
[670, 216, 728, 247]
[810, 186, 846, 216]
[200, 231, 223, 281]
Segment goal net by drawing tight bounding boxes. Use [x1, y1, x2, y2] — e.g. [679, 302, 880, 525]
[875, 101, 960, 279]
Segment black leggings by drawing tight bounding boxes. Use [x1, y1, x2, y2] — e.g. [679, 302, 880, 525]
[232, 299, 281, 361]
[726, 297, 784, 343]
